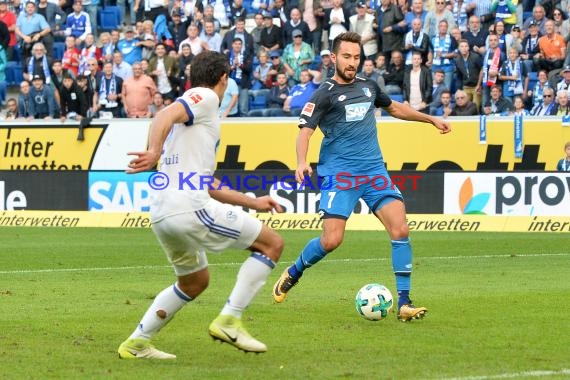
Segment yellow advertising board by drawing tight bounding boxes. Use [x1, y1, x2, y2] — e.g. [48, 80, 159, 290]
[1, 211, 568, 232]
[1, 118, 569, 171]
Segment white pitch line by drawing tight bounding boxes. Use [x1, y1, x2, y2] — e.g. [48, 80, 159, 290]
[442, 368, 570, 380]
[0, 253, 568, 275]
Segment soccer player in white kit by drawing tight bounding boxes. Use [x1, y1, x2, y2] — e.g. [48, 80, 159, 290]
[117, 51, 284, 358]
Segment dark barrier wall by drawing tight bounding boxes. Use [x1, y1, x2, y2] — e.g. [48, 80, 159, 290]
[0, 171, 88, 210]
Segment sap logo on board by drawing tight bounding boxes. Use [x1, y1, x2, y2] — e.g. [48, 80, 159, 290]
[88, 172, 151, 211]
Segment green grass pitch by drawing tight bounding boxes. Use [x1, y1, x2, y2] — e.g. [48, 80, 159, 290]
[1, 228, 569, 380]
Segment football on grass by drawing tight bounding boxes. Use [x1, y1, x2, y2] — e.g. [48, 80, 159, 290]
[355, 283, 394, 321]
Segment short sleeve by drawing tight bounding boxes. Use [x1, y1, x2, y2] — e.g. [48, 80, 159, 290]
[373, 81, 392, 108]
[298, 87, 330, 130]
[176, 89, 216, 127]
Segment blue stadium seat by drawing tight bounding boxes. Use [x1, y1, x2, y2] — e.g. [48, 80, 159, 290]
[12, 44, 21, 64]
[5, 62, 23, 86]
[250, 94, 268, 110]
[523, 12, 532, 21]
[99, 9, 120, 31]
[53, 42, 65, 60]
[104, 5, 123, 25]
[528, 71, 538, 81]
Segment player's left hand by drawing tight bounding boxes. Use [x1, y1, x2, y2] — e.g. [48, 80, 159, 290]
[432, 118, 451, 134]
[251, 196, 284, 214]
[126, 150, 160, 173]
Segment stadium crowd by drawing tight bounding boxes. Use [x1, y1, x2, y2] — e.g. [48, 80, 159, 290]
[1, 0, 570, 120]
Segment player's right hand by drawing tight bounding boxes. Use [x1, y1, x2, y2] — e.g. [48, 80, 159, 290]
[295, 163, 313, 184]
[126, 151, 160, 173]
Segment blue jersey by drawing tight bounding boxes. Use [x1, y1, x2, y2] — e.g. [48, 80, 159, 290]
[298, 76, 392, 177]
[66, 12, 90, 39]
[117, 39, 143, 65]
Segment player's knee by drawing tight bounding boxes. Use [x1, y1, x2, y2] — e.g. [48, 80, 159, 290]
[388, 224, 409, 240]
[178, 275, 209, 298]
[320, 235, 343, 252]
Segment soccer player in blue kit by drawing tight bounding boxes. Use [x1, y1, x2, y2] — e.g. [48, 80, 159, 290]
[273, 32, 451, 321]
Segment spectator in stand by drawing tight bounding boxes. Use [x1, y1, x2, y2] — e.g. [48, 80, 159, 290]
[1, 98, 18, 120]
[219, 76, 240, 117]
[250, 12, 264, 53]
[252, 0, 274, 14]
[65, 0, 91, 45]
[228, 0, 247, 27]
[250, 50, 273, 97]
[168, 8, 189, 49]
[200, 19, 222, 52]
[462, 15, 487, 56]
[403, 18, 431, 69]
[455, 38, 482, 110]
[300, 0, 324, 53]
[433, 89, 453, 117]
[62, 35, 80, 77]
[178, 63, 191, 95]
[450, 89, 480, 115]
[15, 1, 52, 61]
[117, 0, 136, 29]
[221, 18, 254, 57]
[36, 0, 66, 43]
[285, 7, 312, 46]
[247, 72, 290, 116]
[382, 49, 405, 94]
[118, 26, 143, 66]
[350, 2, 377, 61]
[451, 0, 475, 32]
[509, 24, 523, 52]
[113, 51, 133, 80]
[523, 5, 548, 36]
[259, 10, 282, 53]
[148, 92, 165, 117]
[490, 0, 517, 32]
[403, 51, 431, 114]
[134, 0, 167, 23]
[520, 21, 541, 74]
[17, 80, 34, 119]
[535, 20, 566, 72]
[556, 141, 570, 171]
[8, 0, 24, 18]
[484, 84, 513, 115]
[227, 37, 253, 116]
[377, 0, 404, 57]
[0, 1, 17, 61]
[511, 95, 529, 115]
[29, 74, 56, 119]
[431, 19, 458, 91]
[59, 72, 87, 121]
[530, 86, 556, 115]
[83, 57, 98, 112]
[97, 61, 123, 118]
[265, 50, 287, 87]
[77, 74, 96, 115]
[276, 68, 321, 116]
[527, 69, 551, 109]
[203, 5, 222, 33]
[554, 90, 570, 115]
[429, 69, 448, 114]
[404, 0, 428, 29]
[423, 0, 455, 38]
[148, 43, 179, 102]
[270, 0, 292, 27]
[318, 49, 335, 80]
[99, 32, 116, 63]
[122, 62, 156, 118]
[473, 0, 494, 31]
[178, 23, 203, 56]
[23, 42, 53, 84]
[499, 46, 528, 102]
[477, 33, 504, 112]
[140, 20, 157, 61]
[50, 58, 64, 104]
[556, 65, 570, 92]
[358, 58, 379, 82]
[78, 33, 100, 75]
[178, 43, 193, 73]
[486, 20, 514, 57]
[282, 29, 315, 86]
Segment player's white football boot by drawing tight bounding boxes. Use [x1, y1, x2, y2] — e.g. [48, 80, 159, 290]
[208, 314, 267, 353]
[117, 338, 176, 359]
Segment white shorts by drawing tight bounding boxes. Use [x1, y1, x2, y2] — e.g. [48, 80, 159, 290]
[151, 198, 263, 276]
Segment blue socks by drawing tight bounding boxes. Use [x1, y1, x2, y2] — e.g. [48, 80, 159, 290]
[392, 238, 412, 309]
[289, 237, 328, 280]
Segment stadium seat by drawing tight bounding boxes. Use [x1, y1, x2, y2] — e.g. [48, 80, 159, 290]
[12, 44, 21, 64]
[104, 5, 123, 25]
[250, 94, 268, 110]
[5, 62, 23, 86]
[390, 94, 404, 103]
[53, 42, 65, 60]
[5, 62, 15, 85]
[99, 9, 120, 31]
[523, 11, 532, 21]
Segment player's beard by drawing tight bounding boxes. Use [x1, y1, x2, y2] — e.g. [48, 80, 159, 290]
[335, 63, 357, 83]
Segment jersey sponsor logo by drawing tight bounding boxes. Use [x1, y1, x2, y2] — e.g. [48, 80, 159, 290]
[362, 87, 371, 97]
[345, 102, 371, 122]
[301, 102, 315, 117]
[188, 93, 203, 104]
[299, 118, 308, 125]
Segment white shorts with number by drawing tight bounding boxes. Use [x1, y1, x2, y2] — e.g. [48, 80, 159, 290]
[151, 198, 262, 276]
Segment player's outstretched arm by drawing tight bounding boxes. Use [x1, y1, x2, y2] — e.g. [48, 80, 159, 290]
[295, 127, 315, 183]
[208, 177, 284, 213]
[384, 100, 451, 134]
[126, 101, 189, 173]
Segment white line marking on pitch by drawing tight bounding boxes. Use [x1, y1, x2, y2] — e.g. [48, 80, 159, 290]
[0, 253, 568, 275]
[442, 368, 570, 380]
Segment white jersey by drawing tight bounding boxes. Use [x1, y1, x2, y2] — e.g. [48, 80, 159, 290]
[151, 87, 221, 222]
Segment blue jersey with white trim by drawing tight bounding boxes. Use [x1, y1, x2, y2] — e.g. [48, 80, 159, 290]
[298, 76, 392, 176]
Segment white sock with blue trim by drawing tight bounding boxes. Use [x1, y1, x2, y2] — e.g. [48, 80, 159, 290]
[221, 252, 275, 318]
[129, 282, 192, 340]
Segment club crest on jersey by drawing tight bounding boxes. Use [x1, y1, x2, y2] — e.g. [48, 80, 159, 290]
[345, 102, 371, 122]
[301, 102, 315, 117]
[362, 87, 371, 97]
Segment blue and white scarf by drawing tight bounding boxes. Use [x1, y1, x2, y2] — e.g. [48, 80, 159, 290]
[28, 55, 51, 85]
[453, 0, 469, 31]
[229, 51, 244, 84]
[432, 34, 451, 66]
[505, 59, 523, 95]
[99, 75, 118, 107]
[404, 31, 424, 65]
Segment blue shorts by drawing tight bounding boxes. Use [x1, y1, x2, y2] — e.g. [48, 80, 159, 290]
[318, 172, 404, 219]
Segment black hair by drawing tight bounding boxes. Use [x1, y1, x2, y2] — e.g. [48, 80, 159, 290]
[190, 51, 230, 88]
